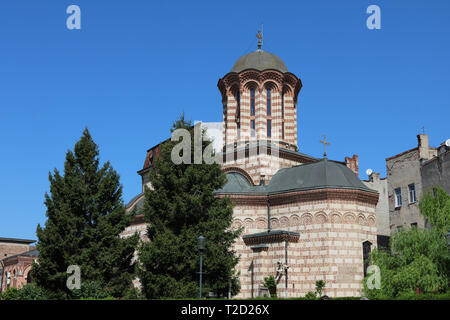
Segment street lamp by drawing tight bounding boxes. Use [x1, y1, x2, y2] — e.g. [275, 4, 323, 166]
[198, 235, 206, 299]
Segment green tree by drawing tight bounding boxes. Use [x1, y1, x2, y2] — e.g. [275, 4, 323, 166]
[138, 115, 241, 299]
[419, 185, 450, 231]
[31, 128, 138, 299]
[363, 228, 449, 299]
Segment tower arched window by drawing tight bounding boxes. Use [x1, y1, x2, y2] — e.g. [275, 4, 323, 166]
[250, 89, 255, 116]
[235, 91, 240, 119]
[267, 89, 271, 116]
[281, 92, 284, 119]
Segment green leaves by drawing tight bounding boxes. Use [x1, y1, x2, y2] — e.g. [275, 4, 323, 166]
[419, 185, 450, 232]
[138, 115, 241, 299]
[32, 128, 138, 299]
[363, 228, 450, 299]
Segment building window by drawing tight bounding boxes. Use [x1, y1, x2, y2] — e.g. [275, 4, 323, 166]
[281, 92, 284, 119]
[362, 241, 372, 277]
[251, 120, 255, 137]
[411, 222, 418, 229]
[235, 91, 240, 119]
[267, 89, 271, 116]
[250, 89, 255, 116]
[282, 122, 285, 140]
[267, 119, 271, 138]
[395, 188, 402, 208]
[237, 122, 240, 139]
[408, 184, 416, 203]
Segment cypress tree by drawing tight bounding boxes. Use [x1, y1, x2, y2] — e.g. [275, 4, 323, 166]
[32, 128, 138, 299]
[138, 115, 241, 299]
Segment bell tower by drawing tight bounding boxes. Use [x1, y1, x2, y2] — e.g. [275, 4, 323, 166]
[217, 38, 303, 185]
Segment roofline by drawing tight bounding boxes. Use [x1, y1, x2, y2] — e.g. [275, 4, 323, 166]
[0, 237, 36, 244]
[385, 147, 418, 161]
[215, 185, 378, 197]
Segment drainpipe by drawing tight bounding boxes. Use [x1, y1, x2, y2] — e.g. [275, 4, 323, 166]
[285, 235, 289, 299]
[0, 259, 5, 298]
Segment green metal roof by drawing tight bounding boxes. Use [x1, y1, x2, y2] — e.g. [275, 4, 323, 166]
[216, 158, 376, 195]
[231, 50, 288, 73]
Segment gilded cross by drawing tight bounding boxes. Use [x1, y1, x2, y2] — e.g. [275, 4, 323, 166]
[256, 29, 263, 50]
[320, 134, 330, 157]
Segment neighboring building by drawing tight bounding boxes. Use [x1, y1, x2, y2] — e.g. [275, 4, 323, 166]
[123, 41, 379, 298]
[0, 238, 37, 293]
[421, 141, 450, 194]
[386, 134, 438, 232]
[362, 172, 390, 248]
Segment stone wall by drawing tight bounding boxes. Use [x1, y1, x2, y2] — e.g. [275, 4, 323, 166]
[231, 198, 377, 298]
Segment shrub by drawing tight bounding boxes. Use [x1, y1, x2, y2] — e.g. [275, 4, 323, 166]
[71, 280, 110, 300]
[17, 284, 48, 300]
[315, 280, 326, 297]
[305, 291, 317, 300]
[1, 287, 19, 300]
[262, 275, 277, 298]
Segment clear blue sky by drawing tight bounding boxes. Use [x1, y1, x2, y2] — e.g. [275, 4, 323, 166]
[1, 0, 449, 239]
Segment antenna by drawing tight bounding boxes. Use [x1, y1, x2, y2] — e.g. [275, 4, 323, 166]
[366, 169, 373, 176]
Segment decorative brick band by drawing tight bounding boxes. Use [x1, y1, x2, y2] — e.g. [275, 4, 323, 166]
[216, 188, 379, 207]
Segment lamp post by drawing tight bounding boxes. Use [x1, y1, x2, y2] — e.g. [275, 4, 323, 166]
[445, 231, 450, 252]
[198, 235, 206, 299]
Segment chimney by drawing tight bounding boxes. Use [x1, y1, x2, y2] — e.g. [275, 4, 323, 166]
[345, 155, 359, 176]
[369, 172, 380, 182]
[417, 134, 431, 160]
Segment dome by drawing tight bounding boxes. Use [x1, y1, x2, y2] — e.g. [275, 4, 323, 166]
[215, 158, 375, 195]
[231, 50, 288, 73]
[266, 158, 373, 193]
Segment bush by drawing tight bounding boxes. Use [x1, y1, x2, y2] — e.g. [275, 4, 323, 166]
[304, 291, 317, 300]
[315, 280, 325, 297]
[1, 285, 47, 300]
[1, 287, 19, 300]
[71, 280, 110, 300]
[17, 284, 48, 300]
[262, 275, 277, 298]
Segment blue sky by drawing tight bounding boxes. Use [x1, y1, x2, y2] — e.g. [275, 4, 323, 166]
[0, 0, 449, 239]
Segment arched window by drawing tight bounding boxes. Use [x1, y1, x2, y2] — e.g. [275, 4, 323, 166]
[281, 92, 284, 119]
[267, 89, 271, 116]
[251, 120, 255, 137]
[235, 91, 240, 118]
[267, 119, 272, 138]
[282, 122, 285, 140]
[250, 89, 255, 116]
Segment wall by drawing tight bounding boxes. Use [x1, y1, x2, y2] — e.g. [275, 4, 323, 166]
[362, 173, 390, 236]
[231, 197, 377, 298]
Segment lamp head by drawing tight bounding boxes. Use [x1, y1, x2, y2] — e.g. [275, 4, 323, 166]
[198, 235, 206, 252]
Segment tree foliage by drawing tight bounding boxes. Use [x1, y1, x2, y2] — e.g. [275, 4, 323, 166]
[138, 115, 241, 299]
[363, 228, 449, 299]
[31, 128, 138, 299]
[419, 185, 450, 231]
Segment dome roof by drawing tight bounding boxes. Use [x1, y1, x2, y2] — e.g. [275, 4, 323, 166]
[216, 158, 375, 195]
[231, 50, 288, 73]
[266, 158, 372, 193]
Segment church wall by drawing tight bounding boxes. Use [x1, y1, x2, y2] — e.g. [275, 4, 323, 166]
[223, 152, 304, 185]
[231, 199, 377, 298]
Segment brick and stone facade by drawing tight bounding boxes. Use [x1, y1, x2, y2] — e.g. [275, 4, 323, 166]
[124, 47, 380, 298]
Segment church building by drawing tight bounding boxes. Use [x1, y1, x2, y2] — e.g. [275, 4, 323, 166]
[122, 37, 379, 298]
